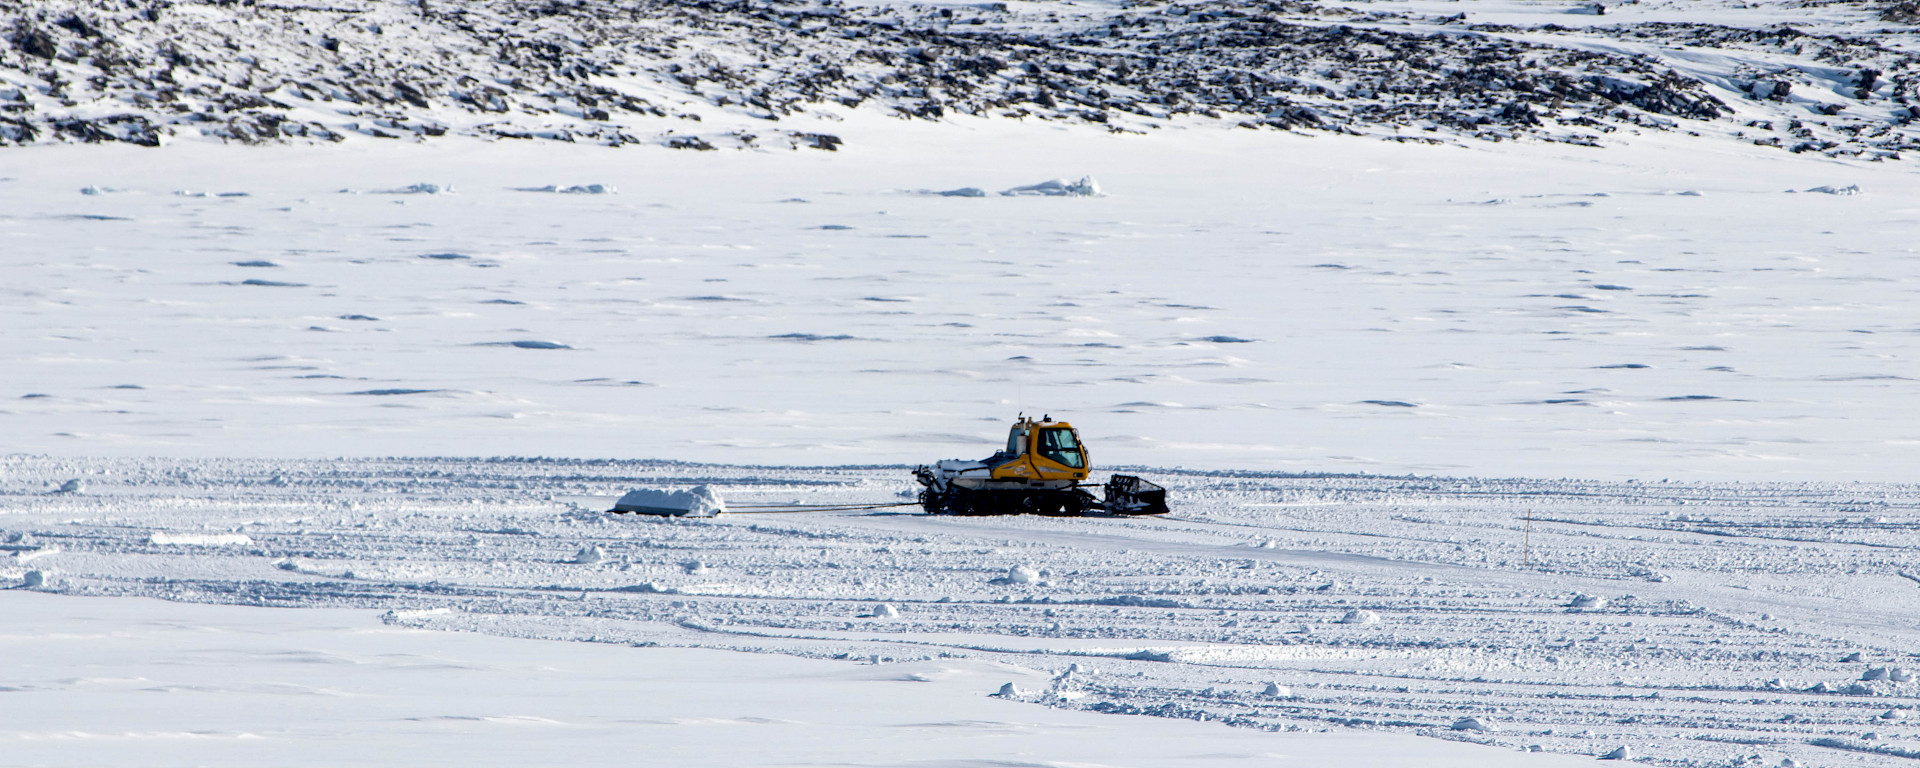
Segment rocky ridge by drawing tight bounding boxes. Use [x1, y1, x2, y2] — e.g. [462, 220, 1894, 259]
[2, 0, 1918, 155]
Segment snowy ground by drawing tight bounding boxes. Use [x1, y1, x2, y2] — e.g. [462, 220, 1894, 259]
[8, 592, 1588, 767]
[7, 106, 1920, 767]
[6, 120, 1920, 480]
[9, 456, 1920, 766]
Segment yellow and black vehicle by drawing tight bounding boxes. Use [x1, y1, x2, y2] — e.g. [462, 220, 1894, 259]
[912, 415, 1168, 516]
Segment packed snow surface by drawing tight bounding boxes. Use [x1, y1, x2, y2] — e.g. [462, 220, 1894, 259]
[5, 122, 1919, 480]
[3, 591, 1594, 768]
[10, 455, 1920, 767]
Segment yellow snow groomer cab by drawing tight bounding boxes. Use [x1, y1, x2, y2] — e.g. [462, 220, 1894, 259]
[987, 416, 1089, 485]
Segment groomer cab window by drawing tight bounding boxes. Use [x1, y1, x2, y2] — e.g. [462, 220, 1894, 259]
[1006, 425, 1029, 457]
[1037, 427, 1085, 469]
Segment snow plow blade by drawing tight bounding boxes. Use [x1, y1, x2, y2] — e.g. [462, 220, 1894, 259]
[1103, 474, 1169, 515]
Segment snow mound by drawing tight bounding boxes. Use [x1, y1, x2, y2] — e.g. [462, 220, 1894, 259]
[1451, 716, 1499, 732]
[148, 532, 253, 546]
[1600, 746, 1632, 760]
[611, 486, 725, 517]
[1085, 595, 1186, 609]
[864, 603, 900, 618]
[21, 570, 46, 588]
[1804, 184, 1862, 195]
[938, 187, 987, 198]
[519, 184, 616, 194]
[571, 545, 606, 564]
[385, 183, 453, 195]
[54, 479, 82, 494]
[1336, 609, 1381, 625]
[1262, 682, 1291, 698]
[990, 565, 1046, 586]
[1002, 177, 1103, 197]
[994, 682, 1024, 697]
[1569, 594, 1607, 610]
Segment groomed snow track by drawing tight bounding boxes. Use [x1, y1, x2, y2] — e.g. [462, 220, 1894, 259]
[8, 455, 1920, 767]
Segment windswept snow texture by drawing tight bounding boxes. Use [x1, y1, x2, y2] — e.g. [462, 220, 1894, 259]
[3, 0, 1920, 156]
[5, 130, 1919, 479]
[10, 456, 1920, 767]
[0, 591, 1592, 768]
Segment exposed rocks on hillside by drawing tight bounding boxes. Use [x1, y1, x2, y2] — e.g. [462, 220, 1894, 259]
[2, 0, 1916, 156]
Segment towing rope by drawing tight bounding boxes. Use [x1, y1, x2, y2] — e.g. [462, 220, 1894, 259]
[607, 501, 923, 515]
[720, 501, 922, 514]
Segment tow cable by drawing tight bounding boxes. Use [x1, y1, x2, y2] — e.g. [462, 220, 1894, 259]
[608, 501, 922, 515]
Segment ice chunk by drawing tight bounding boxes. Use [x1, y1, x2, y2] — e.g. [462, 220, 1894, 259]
[21, 570, 46, 588]
[1805, 184, 1861, 195]
[387, 182, 452, 194]
[1002, 176, 1103, 197]
[55, 479, 82, 494]
[938, 187, 987, 197]
[1600, 746, 1632, 760]
[1451, 716, 1498, 732]
[518, 184, 616, 194]
[994, 682, 1023, 697]
[572, 545, 605, 564]
[1569, 594, 1607, 610]
[1336, 609, 1381, 625]
[865, 603, 899, 618]
[990, 565, 1043, 585]
[1262, 682, 1290, 697]
[611, 486, 725, 517]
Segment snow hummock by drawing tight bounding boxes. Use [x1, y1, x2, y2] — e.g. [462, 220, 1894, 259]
[571, 545, 606, 564]
[1600, 746, 1633, 760]
[991, 565, 1046, 586]
[386, 183, 454, 195]
[1336, 609, 1381, 625]
[1263, 682, 1291, 698]
[1002, 177, 1103, 197]
[1568, 594, 1608, 610]
[1803, 185, 1862, 195]
[611, 486, 725, 517]
[1451, 717, 1499, 733]
[518, 184, 616, 194]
